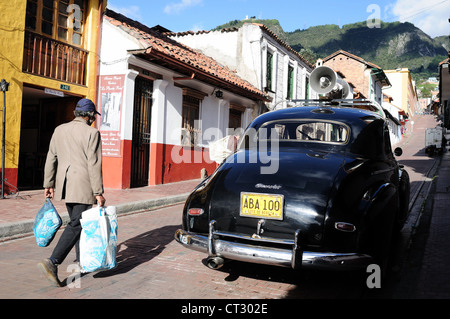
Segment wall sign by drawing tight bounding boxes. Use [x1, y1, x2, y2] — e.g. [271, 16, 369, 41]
[98, 75, 125, 157]
[45, 88, 64, 97]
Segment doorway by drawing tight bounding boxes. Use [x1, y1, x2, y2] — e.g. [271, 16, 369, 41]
[130, 77, 153, 188]
[18, 85, 78, 190]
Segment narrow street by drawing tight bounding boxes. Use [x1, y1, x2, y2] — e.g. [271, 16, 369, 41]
[0, 114, 442, 301]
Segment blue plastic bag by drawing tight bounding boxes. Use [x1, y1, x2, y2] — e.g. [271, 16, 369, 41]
[33, 198, 62, 247]
[80, 206, 117, 273]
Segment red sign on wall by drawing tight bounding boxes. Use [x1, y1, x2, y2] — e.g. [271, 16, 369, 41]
[98, 75, 125, 157]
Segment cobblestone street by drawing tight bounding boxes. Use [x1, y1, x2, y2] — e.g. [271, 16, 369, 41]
[0, 115, 449, 303]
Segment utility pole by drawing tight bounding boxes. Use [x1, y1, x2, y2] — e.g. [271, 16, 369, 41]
[1, 79, 10, 199]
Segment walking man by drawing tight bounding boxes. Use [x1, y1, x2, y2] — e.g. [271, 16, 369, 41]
[38, 98, 106, 287]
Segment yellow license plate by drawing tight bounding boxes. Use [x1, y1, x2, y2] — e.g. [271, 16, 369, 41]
[240, 193, 284, 220]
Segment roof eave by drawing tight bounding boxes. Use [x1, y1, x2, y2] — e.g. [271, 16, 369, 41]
[371, 68, 391, 87]
[129, 48, 271, 103]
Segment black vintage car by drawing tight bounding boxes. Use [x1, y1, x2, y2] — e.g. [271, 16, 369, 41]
[175, 102, 410, 273]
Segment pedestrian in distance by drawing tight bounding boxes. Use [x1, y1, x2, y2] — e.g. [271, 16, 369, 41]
[37, 98, 106, 287]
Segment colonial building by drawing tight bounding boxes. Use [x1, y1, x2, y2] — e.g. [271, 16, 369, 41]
[168, 23, 317, 111]
[439, 58, 450, 129]
[383, 68, 420, 135]
[99, 10, 269, 188]
[322, 50, 391, 106]
[322, 50, 406, 144]
[384, 68, 420, 117]
[0, 0, 106, 195]
[382, 94, 403, 145]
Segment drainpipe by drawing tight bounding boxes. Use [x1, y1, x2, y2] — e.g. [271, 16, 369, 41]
[1, 79, 10, 199]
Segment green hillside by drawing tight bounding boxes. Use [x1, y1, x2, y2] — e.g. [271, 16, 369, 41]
[287, 21, 448, 80]
[214, 19, 449, 82]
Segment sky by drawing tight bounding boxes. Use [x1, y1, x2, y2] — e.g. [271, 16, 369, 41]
[107, 0, 450, 38]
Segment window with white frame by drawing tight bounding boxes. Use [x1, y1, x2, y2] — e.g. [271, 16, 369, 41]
[287, 65, 295, 99]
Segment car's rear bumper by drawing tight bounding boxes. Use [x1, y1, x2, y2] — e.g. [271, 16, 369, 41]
[174, 221, 373, 271]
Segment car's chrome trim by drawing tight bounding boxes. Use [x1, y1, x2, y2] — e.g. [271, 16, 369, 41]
[213, 230, 295, 246]
[175, 222, 372, 271]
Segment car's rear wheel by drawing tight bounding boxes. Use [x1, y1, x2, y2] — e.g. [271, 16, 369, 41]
[396, 171, 410, 232]
[366, 205, 397, 278]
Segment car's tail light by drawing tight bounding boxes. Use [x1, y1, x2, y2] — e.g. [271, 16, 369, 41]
[335, 222, 356, 232]
[188, 208, 204, 216]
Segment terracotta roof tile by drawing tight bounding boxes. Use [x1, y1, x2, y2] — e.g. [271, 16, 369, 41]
[249, 23, 314, 69]
[169, 23, 314, 70]
[104, 9, 268, 101]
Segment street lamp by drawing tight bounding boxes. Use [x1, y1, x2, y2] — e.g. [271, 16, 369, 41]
[215, 89, 223, 99]
[1, 79, 10, 199]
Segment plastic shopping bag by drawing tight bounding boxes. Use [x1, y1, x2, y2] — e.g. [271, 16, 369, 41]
[33, 198, 62, 247]
[209, 135, 238, 164]
[79, 206, 118, 273]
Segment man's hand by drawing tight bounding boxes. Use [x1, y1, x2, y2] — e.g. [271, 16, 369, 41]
[96, 195, 106, 207]
[44, 188, 54, 199]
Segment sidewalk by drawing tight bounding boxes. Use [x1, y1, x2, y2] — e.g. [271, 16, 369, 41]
[0, 178, 201, 241]
[413, 148, 450, 298]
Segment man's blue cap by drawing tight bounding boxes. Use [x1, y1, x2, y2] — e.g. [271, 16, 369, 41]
[76, 98, 101, 115]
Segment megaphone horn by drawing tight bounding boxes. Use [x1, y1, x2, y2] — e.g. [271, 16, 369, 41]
[310, 66, 337, 94]
[337, 78, 351, 99]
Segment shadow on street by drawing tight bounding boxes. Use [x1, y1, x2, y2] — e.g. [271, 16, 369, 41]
[93, 225, 180, 278]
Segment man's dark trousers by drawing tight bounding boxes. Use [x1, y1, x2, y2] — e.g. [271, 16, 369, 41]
[50, 203, 91, 265]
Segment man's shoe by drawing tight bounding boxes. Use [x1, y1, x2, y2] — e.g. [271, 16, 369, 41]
[37, 259, 62, 287]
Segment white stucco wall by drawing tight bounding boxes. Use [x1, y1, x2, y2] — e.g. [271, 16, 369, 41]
[100, 21, 142, 74]
[170, 24, 315, 111]
[99, 20, 143, 142]
[383, 72, 404, 110]
[383, 102, 402, 145]
[100, 19, 259, 151]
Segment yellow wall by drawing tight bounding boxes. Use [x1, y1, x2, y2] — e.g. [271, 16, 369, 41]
[0, 0, 28, 172]
[384, 68, 419, 116]
[0, 0, 104, 175]
[400, 72, 410, 113]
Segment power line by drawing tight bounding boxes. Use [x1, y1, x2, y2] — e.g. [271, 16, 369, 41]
[384, 0, 449, 23]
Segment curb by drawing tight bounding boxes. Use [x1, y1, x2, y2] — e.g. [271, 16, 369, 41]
[0, 193, 189, 241]
[403, 154, 442, 246]
[402, 152, 444, 249]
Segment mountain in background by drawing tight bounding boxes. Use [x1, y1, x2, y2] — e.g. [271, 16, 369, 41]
[214, 18, 449, 87]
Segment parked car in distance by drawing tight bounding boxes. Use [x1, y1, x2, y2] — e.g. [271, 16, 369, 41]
[425, 126, 445, 156]
[175, 102, 410, 273]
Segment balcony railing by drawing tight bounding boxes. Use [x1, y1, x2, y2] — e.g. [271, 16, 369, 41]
[22, 31, 88, 86]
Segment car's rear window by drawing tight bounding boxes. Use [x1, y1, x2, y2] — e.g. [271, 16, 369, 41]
[258, 120, 350, 145]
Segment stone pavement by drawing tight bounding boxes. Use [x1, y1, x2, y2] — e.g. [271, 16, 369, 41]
[1, 116, 450, 298]
[0, 178, 201, 241]
[388, 139, 450, 299]
[409, 149, 450, 298]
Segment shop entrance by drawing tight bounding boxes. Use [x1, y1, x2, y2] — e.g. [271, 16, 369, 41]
[130, 77, 153, 188]
[18, 85, 79, 190]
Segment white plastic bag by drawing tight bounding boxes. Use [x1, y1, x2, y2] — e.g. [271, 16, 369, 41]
[209, 135, 238, 164]
[79, 206, 118, 273]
